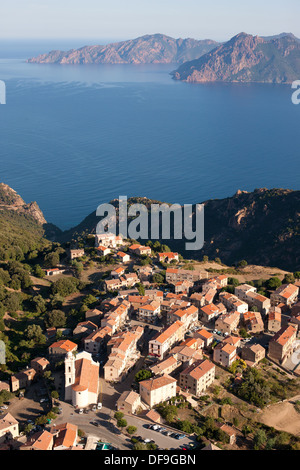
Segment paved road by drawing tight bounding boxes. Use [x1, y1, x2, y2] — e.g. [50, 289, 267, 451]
[54, 400, 131, 450]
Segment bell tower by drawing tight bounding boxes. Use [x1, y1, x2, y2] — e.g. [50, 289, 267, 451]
[64, 351, 75, 401]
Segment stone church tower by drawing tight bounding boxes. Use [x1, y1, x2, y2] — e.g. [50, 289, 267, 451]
[64, 351, 75, 401]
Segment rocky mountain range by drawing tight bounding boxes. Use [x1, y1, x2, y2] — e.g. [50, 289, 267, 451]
[172, 32, 300, 84]
[27, 34, 219, 65]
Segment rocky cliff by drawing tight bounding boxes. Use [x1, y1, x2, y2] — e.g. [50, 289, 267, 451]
[0, 183, 47, 225]
[172, 32, 300, 84]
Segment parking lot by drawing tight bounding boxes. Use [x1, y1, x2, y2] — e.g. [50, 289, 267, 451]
[1, 379, 51, 426]
[124, 415, 195, 450]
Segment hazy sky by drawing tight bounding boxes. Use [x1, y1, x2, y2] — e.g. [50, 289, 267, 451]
[1, 0, 299, 42]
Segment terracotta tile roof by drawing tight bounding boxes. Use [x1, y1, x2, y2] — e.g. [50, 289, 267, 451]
[271, 324, 297, 346]
[269, 310, 281, 322]
[166, 268, 179, 274]
[0, 413, 18, 432]
[140, 374, 176, 391]
[275, 284, 299, 299]
[72, 357, 99, 394]
[146, 410, 161, 422]
[52, 423, 78, 449]
[196, 329, 213, 339]
[31, 357, 50, 367]
[118, 390, 140, 405]
[150, 355, 178, 373]
[223, 336, 241, 346]
[22, 430, 53, 450]
[152, 321, 183, 345]
[218, 423, 236, 436]
[220, 343, 236, 355]
[139, 301, 160, 311]
[50, 339, 77, 352]
[200, 303, 220, 315]
[181, 359, 215, 380]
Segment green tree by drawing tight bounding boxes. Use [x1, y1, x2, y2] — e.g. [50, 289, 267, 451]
[253, 429, 267, 450]
[82, 295, 98, 308]
[237, 260, 248, 268]
[152, 273, 164, 284]
[49, 294, 64, 309]
[0, 390, 13, 406]
[32, 295, 47, 314]
[51, 277, 79, 297]
[266, 277, 282, 290]
[24, 324, 46, 344]
[117, 418, 127, 429]
[23, 423, 33, 435]
[137, 283, 145, 296]
[133, 442, 147, 450]
[35, 415, 48, 426]
[135, 370, 152, 383]
[45, 310, 66, 329]
[33, 264, 45, 279]
[283, 273, 295, 284]
[4, 292, 23, 313]
[228, 277, 240, 287]
[44, 251, 60, 268]
[127, 426, 137, 435]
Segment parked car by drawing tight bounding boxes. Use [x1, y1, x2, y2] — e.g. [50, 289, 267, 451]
[175, 434, 186, 440]
[97, 403, 102, 410]
[90, 421, 100, 427]
[92, 405, 97, 411]
[158, 427, 167, 433]
[78, 409, 83, 414]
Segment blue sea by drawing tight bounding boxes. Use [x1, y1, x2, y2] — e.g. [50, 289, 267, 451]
[0, 40, 299, 230]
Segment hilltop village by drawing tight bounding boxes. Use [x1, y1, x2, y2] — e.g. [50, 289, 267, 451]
[0, 232, 300, 451]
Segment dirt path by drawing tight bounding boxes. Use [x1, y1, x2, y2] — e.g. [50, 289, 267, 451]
[258, 396, 300, 436]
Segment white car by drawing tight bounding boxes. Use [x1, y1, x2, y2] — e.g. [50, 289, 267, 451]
[0, 405, 8, 410]
[97, 403, 102, 410]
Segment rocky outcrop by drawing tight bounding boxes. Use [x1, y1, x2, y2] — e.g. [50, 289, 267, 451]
[172, 32, 300, 84]
[0, 183, 47, 225]
[27, 34, 219, 65]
